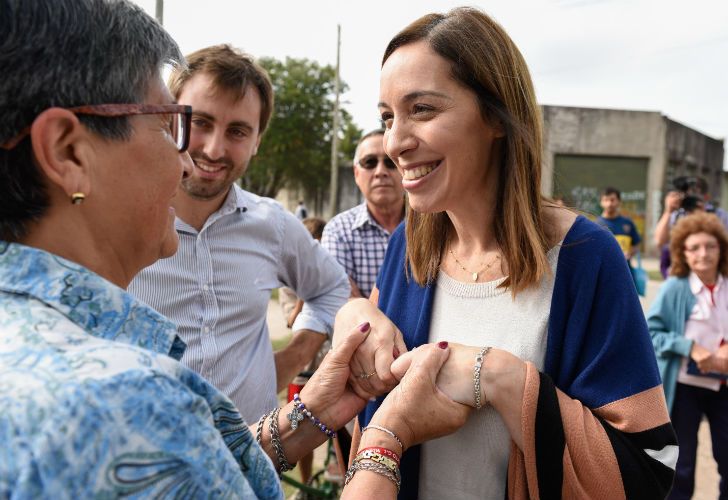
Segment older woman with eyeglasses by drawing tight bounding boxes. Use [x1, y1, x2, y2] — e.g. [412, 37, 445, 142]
[0, 1, 467, 498]
[648, 212, 728, 499]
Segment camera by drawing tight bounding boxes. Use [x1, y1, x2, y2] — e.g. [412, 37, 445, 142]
[672, 176, 714, 214]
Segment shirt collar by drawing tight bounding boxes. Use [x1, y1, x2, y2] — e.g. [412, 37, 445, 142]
[352, 203, 390, 234]
[0, 241, 185, 360]
[688, 271, 724, 295]
[175, 185, 249, 234]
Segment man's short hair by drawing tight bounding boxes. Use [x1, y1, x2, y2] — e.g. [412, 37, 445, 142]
[0, 0, 183, 241]
[168, 45, 274, 135]
[601, 187, 621, 200]
[353, 129, 385, 164]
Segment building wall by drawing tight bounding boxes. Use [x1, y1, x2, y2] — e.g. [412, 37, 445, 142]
[542, 105, 724, 255]
[664, 119, 725, 204]
[542, 105, 666, 253]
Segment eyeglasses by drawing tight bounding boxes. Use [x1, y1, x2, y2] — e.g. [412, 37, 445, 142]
[358, 155, 397, 170]
[1, 103, 192, 152]
[684, 242, 720, 253]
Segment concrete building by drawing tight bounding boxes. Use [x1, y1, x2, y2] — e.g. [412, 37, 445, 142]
[543, 105, 724, 255]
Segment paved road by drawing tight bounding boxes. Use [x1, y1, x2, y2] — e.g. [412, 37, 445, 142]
[267, 257, 721, 497]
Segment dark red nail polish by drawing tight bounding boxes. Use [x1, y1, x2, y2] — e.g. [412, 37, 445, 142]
[393, 347, 400, 359]
[438, 341, 448, 349]
[358, 322, 370, 333]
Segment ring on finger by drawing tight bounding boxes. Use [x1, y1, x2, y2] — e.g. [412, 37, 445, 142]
[358, 371, 376, 379]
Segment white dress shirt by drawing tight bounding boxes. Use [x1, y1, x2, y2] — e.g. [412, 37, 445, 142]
[129, 185, 349, 423]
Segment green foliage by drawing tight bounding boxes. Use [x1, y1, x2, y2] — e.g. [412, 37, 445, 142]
[242, 57, 362, 198]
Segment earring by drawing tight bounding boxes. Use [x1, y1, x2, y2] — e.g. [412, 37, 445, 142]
[70, 192, 85, 205]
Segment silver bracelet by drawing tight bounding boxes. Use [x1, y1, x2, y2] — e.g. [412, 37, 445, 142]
[361, 424, 403, 453]
[344, 459, 401, 492]
[269, 407, 294, 472]
[474, 346, 492, 410]
[255, 409, 274, 445]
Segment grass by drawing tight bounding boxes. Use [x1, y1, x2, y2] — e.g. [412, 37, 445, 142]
[271, 332, 292, 352]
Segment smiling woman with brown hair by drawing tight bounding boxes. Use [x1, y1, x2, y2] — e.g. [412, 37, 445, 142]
[335, 6, 677, 499]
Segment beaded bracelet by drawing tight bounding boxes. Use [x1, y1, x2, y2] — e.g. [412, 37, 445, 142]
[269, 407, 294, 472]
[357, 446, 400, 466]
[287, 393, 336, 438]
[361, 424, 403, 453]
[344, 460, 401, 492]
[474, 346, 492, 410]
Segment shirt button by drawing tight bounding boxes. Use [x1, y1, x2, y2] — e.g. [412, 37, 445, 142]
[204, 327, 210, 333]
[203, 284, 209, 291]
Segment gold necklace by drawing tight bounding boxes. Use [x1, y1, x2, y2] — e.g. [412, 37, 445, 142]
[448, 248, 501, 282]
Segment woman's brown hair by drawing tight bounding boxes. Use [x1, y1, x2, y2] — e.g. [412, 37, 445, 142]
[669, 212, 728, 277]
[383, 7, 549, 294]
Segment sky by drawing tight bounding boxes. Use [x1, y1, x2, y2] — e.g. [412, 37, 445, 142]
[133, 0, 728, 169]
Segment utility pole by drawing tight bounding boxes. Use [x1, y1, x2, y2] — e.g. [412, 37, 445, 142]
[328, 24, 341, 219]
[155, 0, 163, 24]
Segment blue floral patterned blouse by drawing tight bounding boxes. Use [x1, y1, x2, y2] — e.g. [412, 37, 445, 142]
[0, 242, 282, 499]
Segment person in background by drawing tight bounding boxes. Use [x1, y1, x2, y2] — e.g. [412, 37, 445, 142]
[322, 129, 405, 298]
[295, 200, 309, 220]
[596, 186, 642, 263]
[654, 176, 728, 278]
[648, 212, 728, 500]
[128, 45, 349, 424]
[334, 7, 676, 498]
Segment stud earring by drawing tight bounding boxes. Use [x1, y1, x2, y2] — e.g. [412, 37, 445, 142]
[70, 192, 85, 205]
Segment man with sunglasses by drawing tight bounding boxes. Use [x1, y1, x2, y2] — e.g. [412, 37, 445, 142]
[129, 45, 349, 425]
[322, 130, 405, 298]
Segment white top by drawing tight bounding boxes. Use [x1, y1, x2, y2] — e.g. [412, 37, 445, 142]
[419, 245, 561, 500]
[128, 185, 349, 423]
[676, 272, 728, 391]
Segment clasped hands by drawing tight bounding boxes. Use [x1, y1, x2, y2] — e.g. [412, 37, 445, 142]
[691, 343, 728, 374]
[329, 299, 524, 451]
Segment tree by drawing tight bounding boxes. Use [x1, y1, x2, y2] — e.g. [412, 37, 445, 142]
[241, 56, 362, 198]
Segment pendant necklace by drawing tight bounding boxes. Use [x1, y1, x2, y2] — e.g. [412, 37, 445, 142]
[448, 247, 501, 282]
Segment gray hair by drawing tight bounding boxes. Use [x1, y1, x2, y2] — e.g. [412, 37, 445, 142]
[0, 0, 183, 241]
[353, 129, 385, 165]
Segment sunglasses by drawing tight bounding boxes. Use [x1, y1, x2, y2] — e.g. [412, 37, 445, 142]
[1, 103, 192, 152]
[358, 155, 397, 170]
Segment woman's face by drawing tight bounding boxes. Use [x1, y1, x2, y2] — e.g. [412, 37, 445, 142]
[378, 41, 503, 215]
[90, 76, 192, 275]
[683, 231, 720, 277]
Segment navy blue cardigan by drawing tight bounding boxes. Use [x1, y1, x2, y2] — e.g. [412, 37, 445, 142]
[360, 216, 676, 499]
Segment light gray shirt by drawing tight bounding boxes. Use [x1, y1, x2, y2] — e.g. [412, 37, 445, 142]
[420, 244, 560, 500]
[129, 185, 349, 423]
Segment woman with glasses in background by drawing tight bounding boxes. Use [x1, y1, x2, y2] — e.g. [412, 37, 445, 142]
[648, 212, 728, 500]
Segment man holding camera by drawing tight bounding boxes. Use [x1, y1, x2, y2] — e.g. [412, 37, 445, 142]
[654, 176, 728, 247]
